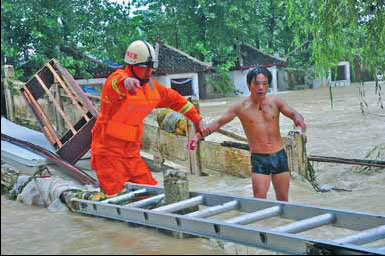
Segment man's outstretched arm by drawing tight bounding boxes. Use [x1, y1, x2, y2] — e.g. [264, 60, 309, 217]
[188, 103, 239, 150]
[276, 97, 307, 133]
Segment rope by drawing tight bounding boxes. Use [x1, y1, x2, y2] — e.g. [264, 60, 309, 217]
[306, 160, 352, 193]
[9, 166, 52, 199]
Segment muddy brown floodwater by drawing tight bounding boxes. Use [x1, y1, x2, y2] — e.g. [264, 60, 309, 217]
[2, 82, 384, 254]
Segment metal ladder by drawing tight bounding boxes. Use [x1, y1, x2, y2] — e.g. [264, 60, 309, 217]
[71, 183, 385, 255]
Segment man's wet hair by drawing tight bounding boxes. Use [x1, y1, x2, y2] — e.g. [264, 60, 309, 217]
[246, 66, 272, 88]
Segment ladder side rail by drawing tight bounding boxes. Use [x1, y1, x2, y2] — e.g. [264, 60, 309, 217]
[71, 198, 380, 255]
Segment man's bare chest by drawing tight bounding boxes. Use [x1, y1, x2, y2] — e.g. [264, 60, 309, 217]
[239, 103, 279, 124]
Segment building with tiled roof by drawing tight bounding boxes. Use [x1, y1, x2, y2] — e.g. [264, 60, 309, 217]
[153, 42, 213, 99]
[75, 42, 213, 99]
[231, 44, 288, 95]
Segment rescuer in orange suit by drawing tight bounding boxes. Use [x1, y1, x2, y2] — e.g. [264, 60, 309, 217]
[91, 40, 207, 196]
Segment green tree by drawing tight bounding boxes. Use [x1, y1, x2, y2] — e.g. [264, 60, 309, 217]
[132, 0, 297, 93]
[1, 0, 140, 79]
[287, 0, 385, 77]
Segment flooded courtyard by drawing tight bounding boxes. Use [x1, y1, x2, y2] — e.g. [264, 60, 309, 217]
[1, 82, 384, 254]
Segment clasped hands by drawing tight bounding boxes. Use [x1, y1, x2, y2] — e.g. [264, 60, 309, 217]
[188, 119, 210, 151]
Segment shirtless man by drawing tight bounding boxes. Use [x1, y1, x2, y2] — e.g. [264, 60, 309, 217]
[188, 66, 306, 201]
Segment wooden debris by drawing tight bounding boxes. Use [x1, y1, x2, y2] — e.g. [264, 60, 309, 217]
[308, 155, 385, 168]
[20, 59, 98, 164]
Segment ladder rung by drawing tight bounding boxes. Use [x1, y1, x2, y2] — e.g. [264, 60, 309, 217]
[186, 200, 239, 218]
[152, 195, 204, 213]
[273, 213, 335, 234]
[102, 189, 147, 204]
[225, 205, 282, 225]
[334, 225, 385, 245]
[124, 194, 165, 208]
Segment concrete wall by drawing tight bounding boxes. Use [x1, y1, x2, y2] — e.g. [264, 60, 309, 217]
[230, 69, 249, 96]
[154, 72, 199, 99]
[309, 61, 351, 89]
[329, 61, 351, 87]
[277, 68, 289, 91]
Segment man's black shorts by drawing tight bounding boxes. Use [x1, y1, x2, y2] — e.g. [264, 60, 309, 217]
[251, 149, 289, 175]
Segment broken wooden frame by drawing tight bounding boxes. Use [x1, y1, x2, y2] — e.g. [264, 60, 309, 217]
[21, 59, 98, 164]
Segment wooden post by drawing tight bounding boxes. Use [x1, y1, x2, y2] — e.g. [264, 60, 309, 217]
[3, 65, 16, 121]
[163, 169, 190, 207]
[285, 131, 308, 179]
[153, 123, 165, 172]
[162, 169, 198, 238]
[186, 97, 203, 176]
[153, 155, 165, 172]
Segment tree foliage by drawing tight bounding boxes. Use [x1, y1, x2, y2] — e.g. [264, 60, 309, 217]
[1, 0, 139, 79]
[2, 0, 384, 82]
[287, 0, 385, 77]
[132, 0, 295, 64]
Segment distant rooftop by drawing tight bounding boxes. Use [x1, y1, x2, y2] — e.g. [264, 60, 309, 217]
[235, 44, 288, 69]
[154, 42, 213, 75]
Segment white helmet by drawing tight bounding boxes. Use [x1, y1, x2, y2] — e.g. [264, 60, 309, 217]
[124, 40, 158, 69]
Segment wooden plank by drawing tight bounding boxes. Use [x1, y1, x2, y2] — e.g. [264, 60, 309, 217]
[3, 65, 16, 121]
[142, 123, 189, 167]
[217, 125, 248, 142]
[52, 84, 65, 134]
[188, 98, 203, 175]
[187, 118, 201, 175]
[53, 60, 98, 116]
[34, 74, 77, 135]
[47, 62, 83, 102]
[142, 123, 308, 178]
[308, 155, 385, 168]
[46, 63, 90, 121]
[21, 87, 62, 147]
[141, 123, 251, 177]
[199, 140, 251, 177]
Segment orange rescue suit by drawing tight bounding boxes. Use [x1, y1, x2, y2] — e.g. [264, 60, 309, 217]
[91, 67, 202, 195]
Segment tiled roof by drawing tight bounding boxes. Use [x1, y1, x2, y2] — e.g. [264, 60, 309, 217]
[154, 43, 212, 75]
[236, 44, 288, 69]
